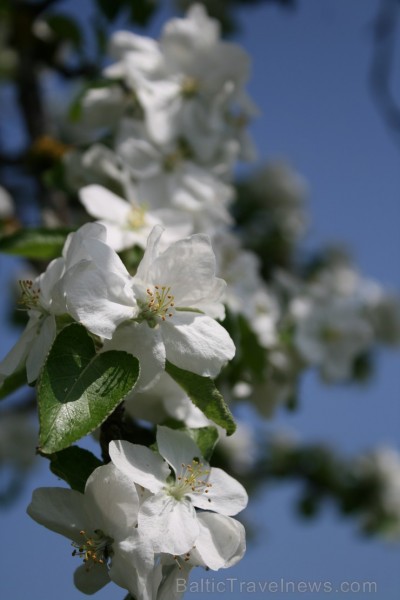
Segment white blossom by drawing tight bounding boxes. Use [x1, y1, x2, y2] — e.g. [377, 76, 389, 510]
[0, 254, 67, 385]
[27, 463, 156, 599]
[292, 296, 373, 381]
[109, 426, 248, 556]
[79, 184, 192, 252]
[103, 226, 235, 388]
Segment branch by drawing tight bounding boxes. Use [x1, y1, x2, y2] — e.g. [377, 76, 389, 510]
[369, 0, 400, 144]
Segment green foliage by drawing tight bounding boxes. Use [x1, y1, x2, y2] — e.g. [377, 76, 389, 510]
[44, 14, 83, 52]
[222, 311, 267, 385]
[48, 446, 102, 493]
[38, 323, 140, 454]
[95, 0, 124, 21]
[165, 361, 236, 436]
[95, 0, 157, 25]
[189, 426, 219, 462]
[0, 227, 73, 259]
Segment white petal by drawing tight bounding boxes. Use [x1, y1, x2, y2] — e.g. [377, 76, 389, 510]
[134, 77, 182, 146]
[94, 221, 144, 252]
[62, 222, 107, 265]
[79, 185, 131, 224]
[150, 209, 193, 244]
[83, 237, 132, 279]
[0, 316, 38, 381]
[102, 321, 165, 390]
[135, 225, 163, 282]
[27, 487, 86, 544]
[39, 257, 66, 311]
[115, 120, 162, 178]
[84, 463, 139, 540]
[26, 315, 56, 383]
[148, 233, 223, 309]
[139, 492, 199, 555]
[188, 466, 248, 515]
[74, 563, 110, 595]
[156, 425, 203, 474]
[192, 512, 246, 570]
[110, 533, 160, 600]
[63, 261, 136, 339]
[164, 393, 211, 428]
[157, 559, 191, 600]
[109, 30, 161, 61]
[163, 312, 235, 377]
[109, 439, 169, 494]
[81, 86, 125, 128]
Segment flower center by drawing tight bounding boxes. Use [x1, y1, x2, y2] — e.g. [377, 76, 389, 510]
[168, 459, 212, 502]
[127, 205, 147, 230]
[140, 285, 175, 326]
[18, 280, 41, 310]
[71, 529, 114, 571]
[181, 76, 200, 98]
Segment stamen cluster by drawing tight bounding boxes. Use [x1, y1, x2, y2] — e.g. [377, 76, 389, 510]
[18, 280, 41, 310]
[71, 529, 113, 571]
[144, 285, 175, 322]
[170, 459, 212, 501]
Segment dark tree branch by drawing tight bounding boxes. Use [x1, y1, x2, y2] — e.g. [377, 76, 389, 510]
[369, 0, 400, 145]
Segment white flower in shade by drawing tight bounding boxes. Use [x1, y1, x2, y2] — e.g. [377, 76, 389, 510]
[114, 118, 234, 232]
[79, 184, 192, 252]
[64, 144, 126, 192]
[103, 226, 235, 389]
[109, 426, 248, 557]
[129, 5, 250, 149]
[355, 447, 400, 539]
[0, 220, 139, 388]
[105, 30, 165, 81]
[0, 255, 67, 385]
[27, 463, 156, 599]
[292, 296, 373, 381]
[124, 370, 210, 428]
[0, 185, 14, 218]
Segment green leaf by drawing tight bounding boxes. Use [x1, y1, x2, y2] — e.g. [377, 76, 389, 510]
[45, 14, 83, 51]
[165, 361, 236, 436]
[38, 323, 139, 454]
[0, 227, 73, 259]
[237, 314, 267, 380]
[95, 0, 126, 21]
[48, 446, 102, 493]
[223, 311, 266, 383]
[189, 426, 219, 462]
[0, 368, 27, 401]
[128, 0, 158, 26]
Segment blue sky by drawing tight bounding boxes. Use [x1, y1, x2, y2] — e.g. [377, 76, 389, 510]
[0, 0, 399, 598]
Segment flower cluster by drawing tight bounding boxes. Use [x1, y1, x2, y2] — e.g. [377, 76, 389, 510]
[0, 222, 235, 390]
[28, 427, 248, 599]
[1, 4, 400, 600]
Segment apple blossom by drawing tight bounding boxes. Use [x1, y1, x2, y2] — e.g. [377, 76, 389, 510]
[102, 226, 235, 388]
[79, 183, 192, 252]
[109, 425, 248, 556]
[0, 256, 66, 385]
[27, 463, 156, 599]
